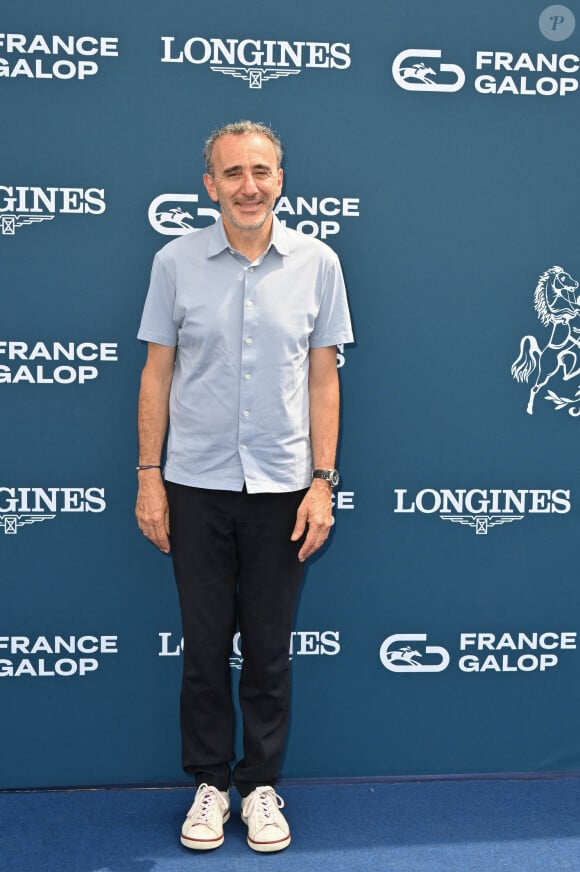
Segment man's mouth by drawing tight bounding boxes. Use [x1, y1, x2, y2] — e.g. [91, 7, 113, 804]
[235, 199, 264, 209]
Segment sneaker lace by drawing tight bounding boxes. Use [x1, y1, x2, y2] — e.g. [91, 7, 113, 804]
[245, 786, 284, 827]
[190, 784, 228, 825]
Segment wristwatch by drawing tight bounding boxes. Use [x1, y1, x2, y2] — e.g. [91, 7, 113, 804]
[312, 468, 340, 487]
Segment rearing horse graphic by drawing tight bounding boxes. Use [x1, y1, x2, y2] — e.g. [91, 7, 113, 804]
[511, 266, 580, 415]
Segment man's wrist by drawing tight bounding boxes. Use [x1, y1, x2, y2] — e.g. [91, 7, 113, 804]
[310, 477, 332, 494]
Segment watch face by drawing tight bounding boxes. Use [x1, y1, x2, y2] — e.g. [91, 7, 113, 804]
[314, 469, 339, 486]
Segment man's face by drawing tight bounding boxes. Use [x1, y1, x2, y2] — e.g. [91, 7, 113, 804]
[203, 133, 283, 234]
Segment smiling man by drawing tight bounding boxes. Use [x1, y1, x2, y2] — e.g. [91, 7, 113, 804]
[136, 120, 353, 853]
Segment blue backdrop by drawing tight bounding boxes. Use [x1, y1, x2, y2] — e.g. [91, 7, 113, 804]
[3, 0, 580, 788]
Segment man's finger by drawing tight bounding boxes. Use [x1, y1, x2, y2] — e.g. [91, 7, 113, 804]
[298, 525, 327, 562]
[290, 509, 307, 541]
[140, 519, 170, 553]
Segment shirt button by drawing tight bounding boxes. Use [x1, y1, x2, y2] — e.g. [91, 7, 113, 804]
[242, 410, 250, 417]
[245, 337, 253, 344]
[244, 373, 252, 380]
[248, 267, 255, 272]
[240, 444, 248, 451]
[246, 300, 254, 307]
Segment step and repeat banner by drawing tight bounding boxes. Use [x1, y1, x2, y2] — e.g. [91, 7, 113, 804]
[3, 0, 580, 788]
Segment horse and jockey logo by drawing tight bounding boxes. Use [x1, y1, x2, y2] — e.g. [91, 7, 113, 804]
[154, 207, 196, 231]
[392, 49, 465, 92]
[512, 265, 580, 415]
[379, 634, 450, 672]
[397, 62, 437, 86]
[383, 645, 423, 667]
[148, 193, 219, 236]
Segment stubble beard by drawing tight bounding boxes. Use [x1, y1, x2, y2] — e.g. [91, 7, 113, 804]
[220, 197, 275, 233]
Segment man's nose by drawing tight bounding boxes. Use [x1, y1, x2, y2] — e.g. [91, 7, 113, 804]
[240, 172, 259, 195]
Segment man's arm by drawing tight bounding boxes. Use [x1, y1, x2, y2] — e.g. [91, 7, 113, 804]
[291, 345, 339, 562]
[135, 342, 176, 553]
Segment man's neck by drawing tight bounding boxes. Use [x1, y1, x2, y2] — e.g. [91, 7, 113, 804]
[222, 216, 273, 262]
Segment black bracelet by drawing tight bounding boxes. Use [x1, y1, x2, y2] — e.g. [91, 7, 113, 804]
[136, 464, 161, 471]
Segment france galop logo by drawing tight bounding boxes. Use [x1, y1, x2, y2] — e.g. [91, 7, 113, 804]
[392, 49, 465, 92]
[512, 265, 580, 415]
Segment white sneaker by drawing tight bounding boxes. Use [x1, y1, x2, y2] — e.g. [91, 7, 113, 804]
[241, 785, 291, 852]
[180, 783, 230, 850]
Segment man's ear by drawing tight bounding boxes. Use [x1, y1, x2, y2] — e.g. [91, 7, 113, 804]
[203, 173, 219, 203]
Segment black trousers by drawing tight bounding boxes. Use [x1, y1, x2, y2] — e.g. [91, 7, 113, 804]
[165, 481, 307, 797]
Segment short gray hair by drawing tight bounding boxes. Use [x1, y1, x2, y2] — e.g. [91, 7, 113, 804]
[204, 120, 283, 173]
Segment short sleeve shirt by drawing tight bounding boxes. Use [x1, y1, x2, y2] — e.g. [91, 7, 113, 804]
[137, 215, 354, 493]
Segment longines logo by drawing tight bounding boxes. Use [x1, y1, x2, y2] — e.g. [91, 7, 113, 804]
[159, 630, 340, 669]
[160, 37, 351, 89]
[512, 266, 580, 416]
[394, 488, 571, 534]
[0, 33, 119, 80]
[0, 186, 106, 235]
[0, 487, 106, 535]
[393, 49, 579, 96]
[380, 631, 577, 674]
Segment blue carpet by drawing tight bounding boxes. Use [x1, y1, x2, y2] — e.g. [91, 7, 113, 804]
[2, 779, 580, 871]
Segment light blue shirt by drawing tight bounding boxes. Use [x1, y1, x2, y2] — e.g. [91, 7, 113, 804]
[138, 215, 354, 493]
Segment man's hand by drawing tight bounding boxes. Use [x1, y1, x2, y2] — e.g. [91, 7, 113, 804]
[291, 480, 333, 562]
[136, 471, 170, 553]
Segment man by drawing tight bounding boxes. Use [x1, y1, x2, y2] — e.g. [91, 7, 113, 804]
[136, 120, 353, 853]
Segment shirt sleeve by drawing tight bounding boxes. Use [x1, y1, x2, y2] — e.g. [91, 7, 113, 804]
[137, 252, 178, 347]
[309, 250, 355, 348]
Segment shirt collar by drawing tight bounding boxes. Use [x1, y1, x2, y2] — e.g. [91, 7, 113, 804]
[270, 214, 290, 256]
[206, 214, 290, 259]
